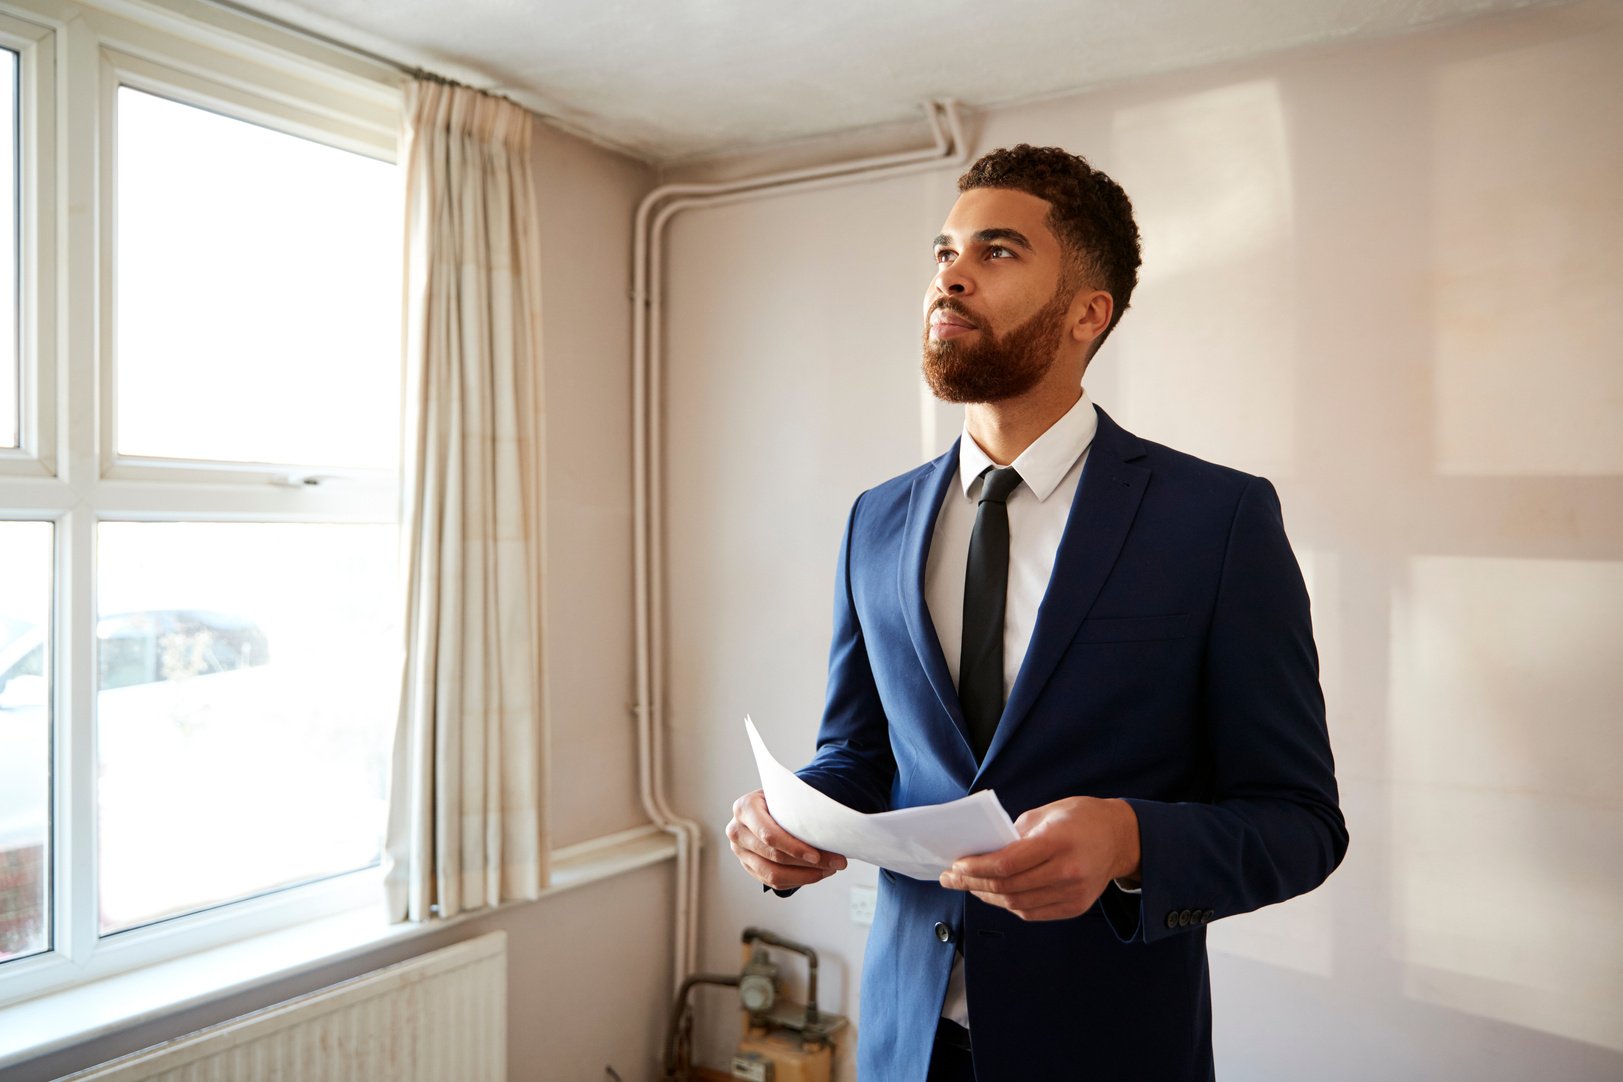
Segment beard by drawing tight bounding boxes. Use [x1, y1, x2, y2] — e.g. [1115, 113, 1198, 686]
[921, 286, 1072, 404]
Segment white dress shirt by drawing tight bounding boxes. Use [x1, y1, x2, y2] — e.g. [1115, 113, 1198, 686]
[926, 391, 1097, 1028]
[925, 391, 1099, 703]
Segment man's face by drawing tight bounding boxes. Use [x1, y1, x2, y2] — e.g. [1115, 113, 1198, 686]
[922, 187, 1075, 404]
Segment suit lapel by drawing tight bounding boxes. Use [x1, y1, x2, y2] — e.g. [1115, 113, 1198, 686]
[979, 408, 1150, 775]
[897, 439, 974, 753]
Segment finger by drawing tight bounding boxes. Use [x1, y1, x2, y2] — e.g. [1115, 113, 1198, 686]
[730, 793, 815, 864]
[728, 819, 820, 868]
[735, 792, 821, 862]
[726, 815, 848, 878]
[1013, 804, 1056, 833]
[945, 836, 1050, 882]
[940, 858, 1066, 895]
[736, 793, 844, 869]
[743, 828, 845, 870]
[735, 847, 839, 890]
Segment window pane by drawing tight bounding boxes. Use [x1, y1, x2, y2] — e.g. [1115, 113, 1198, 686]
[96, 522, 398, 934]
[114, 88, 401, 469]
[0, 521, 52, 963]
[1, 49, 18, 450]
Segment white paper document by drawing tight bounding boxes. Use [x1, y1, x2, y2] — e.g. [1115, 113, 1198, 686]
[745, 715, 1020, 881]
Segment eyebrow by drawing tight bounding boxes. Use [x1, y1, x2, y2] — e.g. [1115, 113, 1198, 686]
[932, 227, 1036, 252]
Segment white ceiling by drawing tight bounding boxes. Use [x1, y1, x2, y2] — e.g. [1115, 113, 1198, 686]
[235, 0, 1554, 163]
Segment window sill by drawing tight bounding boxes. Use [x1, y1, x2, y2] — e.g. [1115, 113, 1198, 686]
[0, 824, 678, 1070]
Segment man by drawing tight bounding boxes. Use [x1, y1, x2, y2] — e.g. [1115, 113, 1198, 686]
[726, 145, 1347, 1081]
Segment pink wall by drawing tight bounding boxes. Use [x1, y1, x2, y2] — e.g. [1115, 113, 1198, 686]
[661, 3, 1623, 1077]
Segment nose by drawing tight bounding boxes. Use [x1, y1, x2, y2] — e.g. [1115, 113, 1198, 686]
[932, 257, 972, 298]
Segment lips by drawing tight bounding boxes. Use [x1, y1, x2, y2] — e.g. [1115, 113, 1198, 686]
[929, 305, 979, 340]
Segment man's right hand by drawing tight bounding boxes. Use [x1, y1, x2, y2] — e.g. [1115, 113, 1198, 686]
[727, 788, 847, 890]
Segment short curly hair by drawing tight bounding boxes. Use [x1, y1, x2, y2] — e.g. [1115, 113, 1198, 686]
[957, 145, 1142, 350]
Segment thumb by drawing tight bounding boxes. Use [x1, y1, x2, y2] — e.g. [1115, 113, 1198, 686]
[1014, 804, 1053, 835]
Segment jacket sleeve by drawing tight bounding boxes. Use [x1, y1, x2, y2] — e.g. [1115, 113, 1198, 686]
[1102, 476, 1348, 942]
[795, 491, 897, 816]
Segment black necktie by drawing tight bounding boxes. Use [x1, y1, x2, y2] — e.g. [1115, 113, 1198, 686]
[960, 465, 1022, 760]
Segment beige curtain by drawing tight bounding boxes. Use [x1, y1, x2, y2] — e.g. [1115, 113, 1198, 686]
[385, 79, 547, 922]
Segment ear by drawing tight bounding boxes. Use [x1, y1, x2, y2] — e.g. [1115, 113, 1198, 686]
[1068, 288, 1113, 348]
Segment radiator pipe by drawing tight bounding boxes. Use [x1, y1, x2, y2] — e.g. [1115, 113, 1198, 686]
[631, 101, 969, 992]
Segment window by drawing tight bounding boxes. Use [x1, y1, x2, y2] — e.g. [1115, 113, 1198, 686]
[95, 523, 399, 935]
[0, 45, 15, 451]
[0, 521, 50, 964]
[113, 87, 401, 469]
[0, 0, 404, 1004]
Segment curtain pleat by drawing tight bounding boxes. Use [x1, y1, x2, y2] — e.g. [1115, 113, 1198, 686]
[385, 79, 547, 923]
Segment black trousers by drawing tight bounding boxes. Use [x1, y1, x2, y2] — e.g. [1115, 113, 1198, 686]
[927, 1018, 975, 1082]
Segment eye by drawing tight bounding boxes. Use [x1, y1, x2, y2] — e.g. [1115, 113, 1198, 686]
[934, 248, 956, 265]
[986, 245, 1014, 259]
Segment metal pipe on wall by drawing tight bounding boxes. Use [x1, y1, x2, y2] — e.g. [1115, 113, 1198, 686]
[631, 101, 969, 990]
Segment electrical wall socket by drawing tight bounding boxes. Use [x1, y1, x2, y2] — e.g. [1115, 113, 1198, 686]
[849, 884, 877, 926]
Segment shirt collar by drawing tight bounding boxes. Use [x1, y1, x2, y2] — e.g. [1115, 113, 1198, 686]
[957, 389, 1097, 502]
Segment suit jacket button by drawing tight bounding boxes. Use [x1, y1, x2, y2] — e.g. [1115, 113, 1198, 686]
[934, 922, 952, 943]
[1178, 909, 1191, 927]
[1204, 909, 1215, 924]
[1165, 911, 1179, 930]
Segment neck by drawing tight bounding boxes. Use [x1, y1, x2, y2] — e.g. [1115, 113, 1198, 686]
[965, 380, 1084, 466]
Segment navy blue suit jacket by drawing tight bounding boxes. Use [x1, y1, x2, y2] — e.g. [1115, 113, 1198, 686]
[795, 406, 1347, 1080]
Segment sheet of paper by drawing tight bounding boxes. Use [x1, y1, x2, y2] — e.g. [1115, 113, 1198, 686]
[745, 715, 1020, 881]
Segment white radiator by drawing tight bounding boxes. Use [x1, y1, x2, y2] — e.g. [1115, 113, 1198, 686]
[63, 931, 506, 1082]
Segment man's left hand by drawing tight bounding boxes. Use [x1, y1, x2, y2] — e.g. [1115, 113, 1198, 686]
[938, 796, 1141, 921]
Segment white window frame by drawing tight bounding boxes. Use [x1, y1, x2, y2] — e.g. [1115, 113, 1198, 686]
[0, 0, 406, 1009]
[0, 7, 53, 476]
